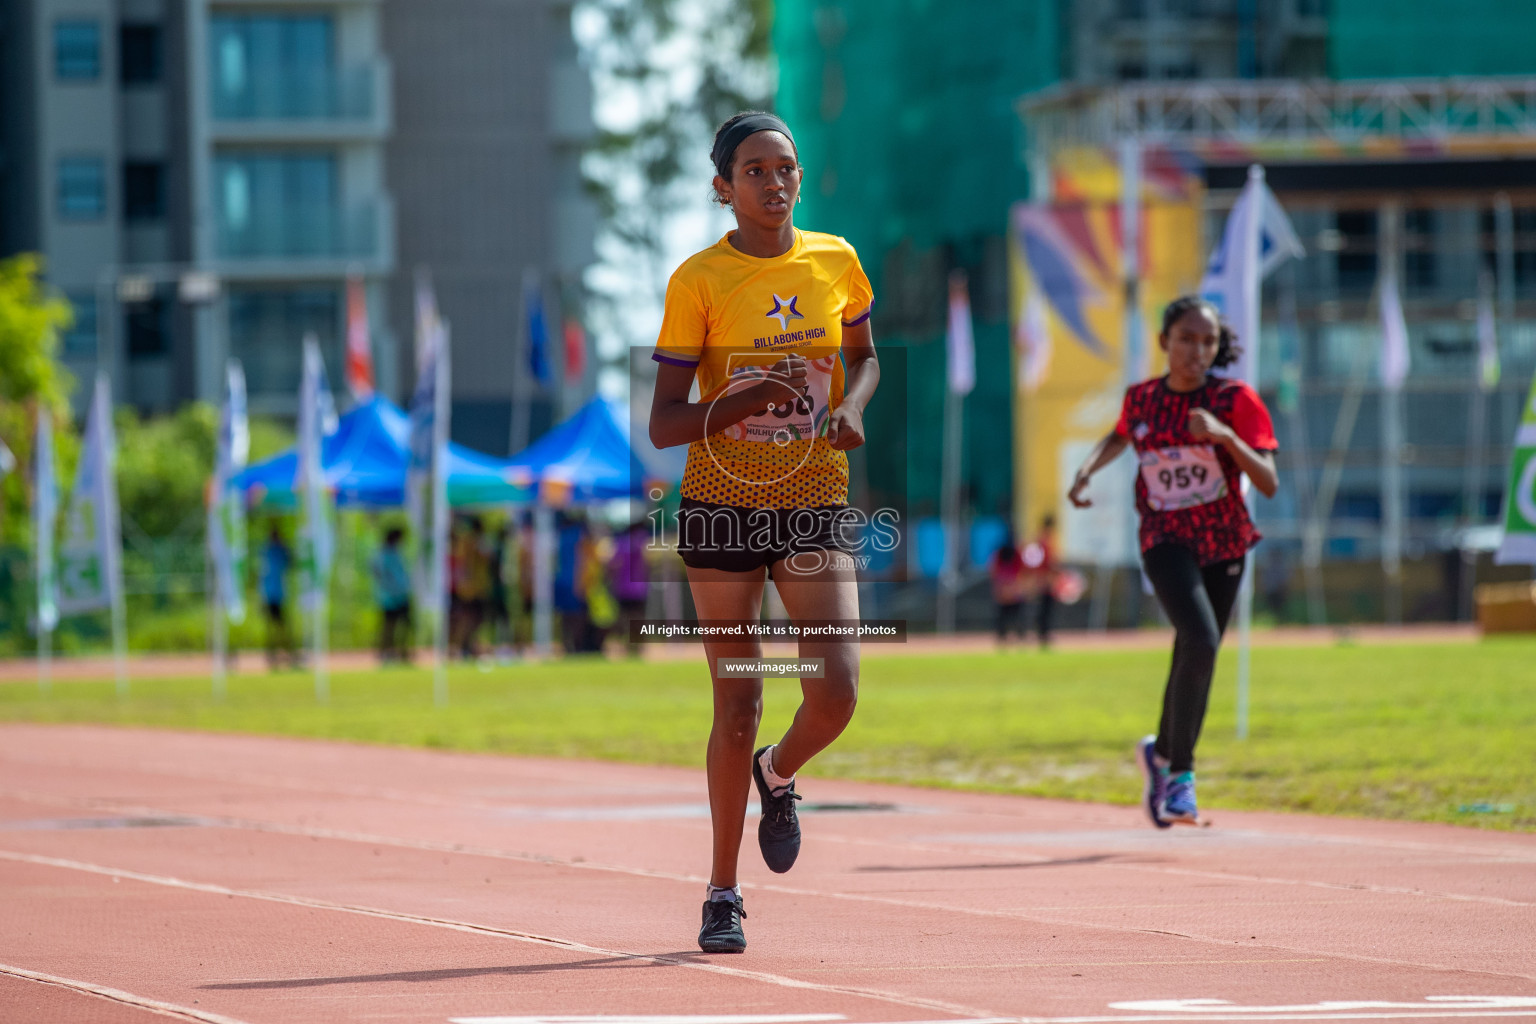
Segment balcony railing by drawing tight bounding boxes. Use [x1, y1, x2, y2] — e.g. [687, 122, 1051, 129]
[214, 199, 393, 268]
[210, 60, 389, 127]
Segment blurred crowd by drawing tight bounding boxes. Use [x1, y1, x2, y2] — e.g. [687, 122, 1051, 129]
[256, 513, 653, 669]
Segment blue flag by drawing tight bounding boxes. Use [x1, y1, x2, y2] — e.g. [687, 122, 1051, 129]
[525, 271, 551, 387]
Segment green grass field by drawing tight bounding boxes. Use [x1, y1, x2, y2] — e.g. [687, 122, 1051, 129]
[2, 639, 1532, 830]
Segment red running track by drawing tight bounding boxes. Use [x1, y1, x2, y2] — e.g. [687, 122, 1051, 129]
[0, 724, 1532, 1024]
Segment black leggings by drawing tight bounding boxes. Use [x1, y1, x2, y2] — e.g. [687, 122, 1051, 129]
[1141, 543, 1245, 774]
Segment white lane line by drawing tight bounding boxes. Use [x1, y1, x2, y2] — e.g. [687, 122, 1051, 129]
[1003, 1014, 1536, 1023]
[4, 798, 1534, 985]
[1107, 862, 1536, 909]
[449, 1017, 850, 1024]
[6, 747, 1536, 863]
[0, 849, 999, 1021]
[0, 961, 254, 1024]
[7, 787, 1532, 912]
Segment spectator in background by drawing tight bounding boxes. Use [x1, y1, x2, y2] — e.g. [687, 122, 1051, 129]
[988, 530, 1027, 645]
[553, 512, 590, 655]
[580, 525, 619, 653]
[487, 523, 514, 660]
[610, 520, 652, 657]
[1022, 514, 1058, 649]
[259, 525, 298, 670]
[371, 526, 413, 664]
[450, 515, 493, 660]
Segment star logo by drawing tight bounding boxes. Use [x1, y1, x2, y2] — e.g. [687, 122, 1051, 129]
[765, 294, 804, 332]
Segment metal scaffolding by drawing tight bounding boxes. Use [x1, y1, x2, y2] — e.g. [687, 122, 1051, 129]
[1019, 77, 1536, 160]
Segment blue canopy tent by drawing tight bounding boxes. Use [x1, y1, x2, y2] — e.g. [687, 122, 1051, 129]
[504, 396, 662, 505]
[233, 396, 523, 509]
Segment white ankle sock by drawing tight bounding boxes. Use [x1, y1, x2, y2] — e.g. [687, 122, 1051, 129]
[759, 745, 794, 793]
[706, 884, 741, 903]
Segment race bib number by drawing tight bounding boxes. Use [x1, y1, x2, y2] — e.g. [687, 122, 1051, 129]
[722, 354, 836, 443]
[1139, 445, 1227, 511]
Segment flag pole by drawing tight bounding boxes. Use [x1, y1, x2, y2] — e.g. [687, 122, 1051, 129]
[1379, 202, 1406, 626]
[35, 404, 57, 695]
[1119, 139, 1143, 633]
[432, 328, 452, 705]
[98, 374, 129, 698]
[1233, 166, 1266, 742]
[937, 270, 972, 634]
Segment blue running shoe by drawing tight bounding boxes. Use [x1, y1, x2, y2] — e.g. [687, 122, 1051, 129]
[1164, 773, 1198, 825]
[1137, 735, 1171, 829]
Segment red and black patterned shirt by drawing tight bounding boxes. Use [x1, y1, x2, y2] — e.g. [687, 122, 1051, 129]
[1114, 376, 1278, 566]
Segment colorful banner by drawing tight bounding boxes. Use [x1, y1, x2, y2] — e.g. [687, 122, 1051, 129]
[1495, 370, 1536, 566]
[34, 405, 58, 632]
[297, 335, 336, 613]
[209, 361, 250, 624]
[408, 271, 448, 618]
[58, 375, 124, 617]
[1010, 151, 1205, 566]
[345, 274, 375, 401]
[946, 273, 975, 396]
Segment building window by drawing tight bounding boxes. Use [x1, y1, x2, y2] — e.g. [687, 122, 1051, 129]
[213, 153, 338, 257]
[210, 14, 336, 119]
[58, 158, 107, 219]
[123, 161, 166, 221]
[1404, 208, 1437, 291]
[55, 20, 101, 80]
[120, 23, 163, 85]
[228, 287, 340, 396]
[63, 293, 99, 358]
[126, 297, 170, 358]
[1334, 210, 1378, 293]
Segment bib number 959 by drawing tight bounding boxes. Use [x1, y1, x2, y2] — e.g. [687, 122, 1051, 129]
[1139, 445, 1227, 511]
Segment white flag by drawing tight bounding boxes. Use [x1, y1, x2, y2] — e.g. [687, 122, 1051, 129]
[1477, 273, 1501, 392]
[58, 375, 124, 617]
[209, 361, 249, 623]
[297, 335, 335, 612]
[34, 406, 59, 632]
[1201, 165, 1304, 385]
[947, 273, 975, 396]
[1379, 266, 1411, 390]
[1017, 275, 1052, 393]
[408, 270, 448, 613]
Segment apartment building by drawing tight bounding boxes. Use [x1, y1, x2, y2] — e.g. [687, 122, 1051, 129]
[0, 0, 592, 442]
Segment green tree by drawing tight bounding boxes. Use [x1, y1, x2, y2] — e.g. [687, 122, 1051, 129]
[579, 0, 774, 346]
[0, 254, 74, 545]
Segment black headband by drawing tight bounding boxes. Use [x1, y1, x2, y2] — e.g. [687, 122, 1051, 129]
[711, 114, 796, 178]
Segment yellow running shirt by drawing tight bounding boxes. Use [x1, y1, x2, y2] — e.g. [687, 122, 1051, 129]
[653, 229, 874, 510]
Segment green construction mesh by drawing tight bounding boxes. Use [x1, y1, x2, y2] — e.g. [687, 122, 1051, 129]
[773, 0, 1060, 518]
[1330, 0, 1536, 78]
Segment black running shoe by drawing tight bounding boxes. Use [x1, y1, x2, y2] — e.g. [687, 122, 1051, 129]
[752, 745, 802, 873]
[697, 897, 746, 953]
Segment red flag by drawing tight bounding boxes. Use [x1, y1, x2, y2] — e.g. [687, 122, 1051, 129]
[563, 319, 587, 382]
[345, 274, 375, 399]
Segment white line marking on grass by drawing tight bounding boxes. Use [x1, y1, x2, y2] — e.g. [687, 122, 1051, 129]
[0, 849, 1000, 1020]
[0, 961, 255, 1024]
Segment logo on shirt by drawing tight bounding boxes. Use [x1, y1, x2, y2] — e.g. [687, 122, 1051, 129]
[1133, 422, 1150, 441]
[766, 294, 804, 331]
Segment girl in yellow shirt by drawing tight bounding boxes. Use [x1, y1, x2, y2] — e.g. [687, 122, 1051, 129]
[650, 111, 880, 954]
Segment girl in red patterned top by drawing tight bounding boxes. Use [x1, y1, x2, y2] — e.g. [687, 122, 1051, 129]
[1067, 297, 1278, 827]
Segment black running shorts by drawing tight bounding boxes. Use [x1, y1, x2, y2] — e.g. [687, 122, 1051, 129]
[676, 498, 859, 574]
